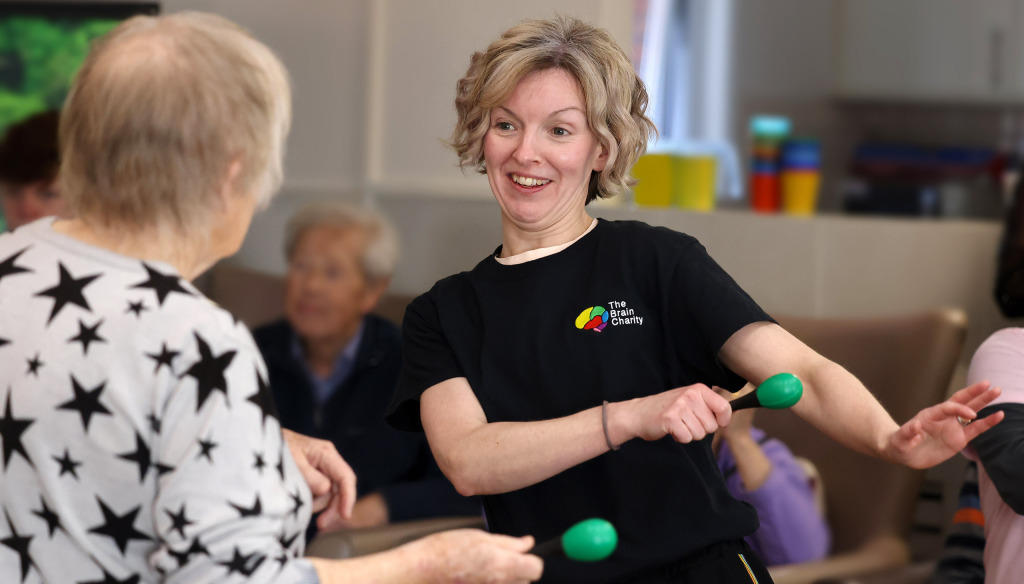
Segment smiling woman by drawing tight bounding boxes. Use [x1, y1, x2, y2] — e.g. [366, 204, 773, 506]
[385, 14, 1005, 584]
[483, 68, 608, 252]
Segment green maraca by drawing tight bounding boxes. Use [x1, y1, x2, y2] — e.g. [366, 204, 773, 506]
[730, 373, 803, 411]
[533, 518, 618, 562]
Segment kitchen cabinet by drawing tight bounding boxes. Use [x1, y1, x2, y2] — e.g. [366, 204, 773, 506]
[835, 0, 1019, 102]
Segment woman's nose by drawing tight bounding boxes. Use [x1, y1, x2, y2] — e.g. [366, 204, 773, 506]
[512, 132, 540, 165]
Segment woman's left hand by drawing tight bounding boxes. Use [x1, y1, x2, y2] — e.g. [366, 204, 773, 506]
[281, 428, 358, 531]
[885, 381, 1004, 469]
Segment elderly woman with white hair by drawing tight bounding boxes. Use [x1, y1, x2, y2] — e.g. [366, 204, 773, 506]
[0, 11, 540, 584]
[254, 203, 478, 535]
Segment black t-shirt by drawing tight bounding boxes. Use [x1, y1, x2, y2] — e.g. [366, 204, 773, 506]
[387, 219, 773, 583]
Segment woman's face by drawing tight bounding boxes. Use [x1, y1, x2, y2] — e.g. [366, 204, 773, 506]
[483, 68, 607, 232]
[284, 225, 382, 346]
[1, 180, 64, 231]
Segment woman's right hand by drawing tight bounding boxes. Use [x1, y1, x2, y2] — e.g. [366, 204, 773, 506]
[611, 384, 732, 445]
[414, 529, 543, 584]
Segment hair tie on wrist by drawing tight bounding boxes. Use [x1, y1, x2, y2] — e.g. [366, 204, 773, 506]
[602, 400, 620, 451]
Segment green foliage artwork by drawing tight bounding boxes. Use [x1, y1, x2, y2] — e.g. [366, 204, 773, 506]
[0, 16, 119, 135]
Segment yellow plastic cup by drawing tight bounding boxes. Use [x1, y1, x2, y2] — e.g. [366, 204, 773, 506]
[781, 170, 819, 215]
[631, 154, 674, 207]
[673, 155, 717, 211]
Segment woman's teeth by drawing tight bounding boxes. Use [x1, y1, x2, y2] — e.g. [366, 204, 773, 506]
[511, 174, 550, 187]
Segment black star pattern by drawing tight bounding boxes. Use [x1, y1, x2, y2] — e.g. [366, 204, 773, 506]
[0, 391, 34, 470]
[0, 247, 32, 289]
[53, 448, 82, 479]
[31, 496, 62, 537]
[2, 509, 35, 582]
[87, 497, 152, 555]
[289, 489, 303, 519]
[34, 262, 101, 324]
[124, 299, 147, 318]
[145, 343, 179, 374]
[164, 503, 194, 539]
[25, 353, 43, 377]
[181, 332, 236, 411]
[155, 462, 175, 476]
[57, 375, 112, 433]
[0, 337, 8, 348]
[276, 450, 286, 481]
[68, 318, 106, 355]
[246, 369, 278, 430]
[228, 494, 262, 518]
[147, 413, 162, 434]
[77, 568, 141, 584]
[131, 263, 191, 306]
[278, 530, 300, 552]
[168, 536, 209, 568]
[196, 436, 218, 463]
[253, 451, 266, 474]
[218, 546, 266, 576]
[116, 432, 152, 483]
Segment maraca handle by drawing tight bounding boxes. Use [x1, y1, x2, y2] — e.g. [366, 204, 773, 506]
[532, 537, 564, 558]
[730, 390, 761, 411]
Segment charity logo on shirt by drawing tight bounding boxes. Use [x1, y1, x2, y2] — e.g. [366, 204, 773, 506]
[574, 300, 644, 332]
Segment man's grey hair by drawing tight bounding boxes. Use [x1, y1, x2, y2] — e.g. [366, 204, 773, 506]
[285, 202, 399, 283]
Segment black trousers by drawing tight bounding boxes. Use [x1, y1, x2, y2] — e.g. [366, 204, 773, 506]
[622, 540, 774, 584]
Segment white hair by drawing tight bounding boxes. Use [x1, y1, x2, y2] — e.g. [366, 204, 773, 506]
[285, 202, 399, 283]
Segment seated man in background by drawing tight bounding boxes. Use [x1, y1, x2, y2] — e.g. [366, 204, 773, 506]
[254, 202, 478, 536]
[0, 110, 65, 231]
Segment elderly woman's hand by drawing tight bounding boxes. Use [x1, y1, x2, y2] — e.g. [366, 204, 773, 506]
[281, 428, 358, 532]
[412, 529, 543, 584]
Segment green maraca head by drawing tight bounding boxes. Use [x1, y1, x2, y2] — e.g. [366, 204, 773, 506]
[561, 518, 618, 562]
[757, 373, 803, 409]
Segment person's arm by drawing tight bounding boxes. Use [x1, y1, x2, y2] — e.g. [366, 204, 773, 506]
[308, 530, 542, 584]
[421, 376, 732, 496]
[718, 389, 772, 491]
[375, 450, 479, 523]
[718, 321, 1003, 469]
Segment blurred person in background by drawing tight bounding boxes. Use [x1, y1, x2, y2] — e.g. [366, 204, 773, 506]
[0, 110, 65, 231]
[254, 202, 478, 538]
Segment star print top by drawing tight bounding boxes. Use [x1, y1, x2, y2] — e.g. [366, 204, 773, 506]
[0, 218, 318, 583]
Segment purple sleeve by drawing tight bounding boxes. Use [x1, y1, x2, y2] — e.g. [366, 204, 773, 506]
[719, 434, 831, 565]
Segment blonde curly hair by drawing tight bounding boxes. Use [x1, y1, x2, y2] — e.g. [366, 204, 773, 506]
[449, 15, 657, 204]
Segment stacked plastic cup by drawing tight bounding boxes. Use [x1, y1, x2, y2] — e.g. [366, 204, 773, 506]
[750, 116, 791, 213]
[780, 139, 821, 215]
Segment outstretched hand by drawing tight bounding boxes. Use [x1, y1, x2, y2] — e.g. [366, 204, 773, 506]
[281, 428, 357, 532]
[886, 381, 1004, 469]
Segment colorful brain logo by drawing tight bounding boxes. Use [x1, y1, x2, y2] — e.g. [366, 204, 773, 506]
[575, 306, 609, 332]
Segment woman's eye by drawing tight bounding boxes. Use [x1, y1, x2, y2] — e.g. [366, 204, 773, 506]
[495, 121, 514, 131]
[552, 127, 569, 137]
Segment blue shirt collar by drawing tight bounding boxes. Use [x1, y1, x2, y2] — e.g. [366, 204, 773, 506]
[290, 319, 366, 405]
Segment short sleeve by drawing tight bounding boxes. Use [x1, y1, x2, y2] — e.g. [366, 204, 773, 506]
[669, 240, 774, 391]
[386, 292, 463, 432]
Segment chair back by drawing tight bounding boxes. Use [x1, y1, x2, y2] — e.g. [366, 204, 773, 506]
[758, 309, 967, 555]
